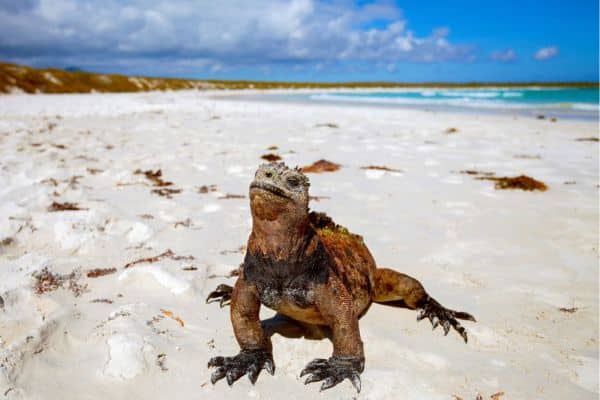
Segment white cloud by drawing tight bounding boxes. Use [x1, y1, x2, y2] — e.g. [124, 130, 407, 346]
[0, 0, 474, 74]
[534, 46, 558, 61]
[490, 48, 517, 62]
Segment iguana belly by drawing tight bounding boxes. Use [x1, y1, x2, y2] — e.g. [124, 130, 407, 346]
[259, 286, 326, 325]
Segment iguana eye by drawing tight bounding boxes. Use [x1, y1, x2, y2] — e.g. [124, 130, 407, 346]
[286, 176, 300, 187]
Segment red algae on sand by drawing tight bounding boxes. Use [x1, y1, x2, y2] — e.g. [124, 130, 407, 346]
[261, 153, 282, 162]
[123, 249, 195, 269]
[301, 159, 341, 173]
[48, 201, 86, 211]
[87, 268, 117, 278]
[478, 175, 548, 191]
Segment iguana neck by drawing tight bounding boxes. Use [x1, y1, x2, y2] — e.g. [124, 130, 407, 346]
[248, 216, 315, 261]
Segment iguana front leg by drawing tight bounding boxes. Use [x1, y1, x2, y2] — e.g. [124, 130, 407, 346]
[300, 278, 364, 392]
[208, 277, 274, 385]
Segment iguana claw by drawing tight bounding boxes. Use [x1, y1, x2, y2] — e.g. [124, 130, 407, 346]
[208, 349, 274, 386]
[417, 298, 476, 343]
[300, 356, 364, 393]
[206, 284, 233, 307]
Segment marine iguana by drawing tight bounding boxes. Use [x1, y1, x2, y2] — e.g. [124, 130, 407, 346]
[206, 162, 475, 392]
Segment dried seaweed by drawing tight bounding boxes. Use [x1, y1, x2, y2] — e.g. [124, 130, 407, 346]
[218, 193, 246, 199]
[301, 159, 341, 173]
[33, 267, 88, 297]
[360, 165, 403, 173]
[1, 237, 14, 247]
[160, 308, 185, 327]
[558, 307, 578, 313]
[198, 184, 218, 193]
[477, 175, 548, 191]
[156, 353, 168, 371]
[513, 154, 541, 159]
[67, 175, 83, 189]
[91, 298, 113, 304]
[575, 137, 599, 142]
[86, 268, 117, 278]
[134, 169, 173, 186]
[266, 145, 279, 150]
[41, 178, 59, 186]
[445, 127, 458, 134]
[261, 153, 282, 162]
[48, 201, 87, 211]
[459, 170, 495, 176]
[174, 219, 192, 228]
[151, 188, 182, 198]
[315, 123, 339, 128]
[123, 249, 195, 269]
[182, 266, 198, 271]
[87, 168, 103, 175]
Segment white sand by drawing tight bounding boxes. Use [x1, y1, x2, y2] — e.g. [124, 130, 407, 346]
[0, 91, 597, 399]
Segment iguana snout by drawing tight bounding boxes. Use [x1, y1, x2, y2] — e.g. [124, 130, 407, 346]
[249, 163, 310, 221]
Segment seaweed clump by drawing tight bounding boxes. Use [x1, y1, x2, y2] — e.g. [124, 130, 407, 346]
[87, 268, 117, 278]
[124, 249, 195, 269]
[48, 201, 86, 211]
[261, 153, 282, 162]
[134, 169, 172, 187]
[33, 267, 88, 296]
[134, 169, 182, 198]
[360, 165, 403, 173]
[301, 159, 341, 173]
[478, 175, 548, 191]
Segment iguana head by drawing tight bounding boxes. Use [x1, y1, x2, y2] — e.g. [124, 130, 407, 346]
[249, 162, 310, 223]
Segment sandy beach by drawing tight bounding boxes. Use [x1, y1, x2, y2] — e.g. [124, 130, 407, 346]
[0, 90, 597, 399]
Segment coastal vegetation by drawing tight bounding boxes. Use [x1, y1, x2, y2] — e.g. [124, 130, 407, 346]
[1, 61, 597, 94]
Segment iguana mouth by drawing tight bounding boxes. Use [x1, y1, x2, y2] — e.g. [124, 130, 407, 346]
[250, 182, 291, 199]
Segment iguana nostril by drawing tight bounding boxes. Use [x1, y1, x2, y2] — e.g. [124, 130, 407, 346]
[265, 171, 273, 178]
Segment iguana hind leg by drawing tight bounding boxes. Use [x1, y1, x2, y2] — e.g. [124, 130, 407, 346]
[373, 268, 476, 343]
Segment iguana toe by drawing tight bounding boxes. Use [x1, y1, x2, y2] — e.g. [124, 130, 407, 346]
[300, 356, 363, 393]
[208, 349, 274, 386]
[205, 284, 233, 307]
[417, 298, 475, 343]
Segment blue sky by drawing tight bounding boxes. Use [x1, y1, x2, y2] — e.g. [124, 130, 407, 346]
[0, 0, 597, 82]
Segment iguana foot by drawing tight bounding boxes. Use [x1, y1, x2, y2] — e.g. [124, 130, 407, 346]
[205, 284, 233, 307]
[300, 356, 363, 392]
[208, 349, 274, 385]
[417, 298, 476, 343]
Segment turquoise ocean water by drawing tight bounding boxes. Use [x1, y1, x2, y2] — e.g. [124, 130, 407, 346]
[307, 87, 599, 118]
